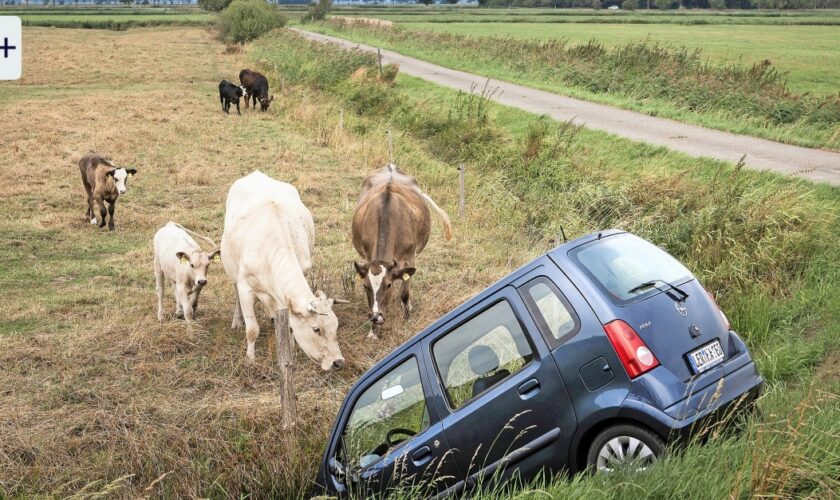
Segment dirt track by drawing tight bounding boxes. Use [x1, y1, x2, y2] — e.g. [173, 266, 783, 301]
[294, 28, 840, 187]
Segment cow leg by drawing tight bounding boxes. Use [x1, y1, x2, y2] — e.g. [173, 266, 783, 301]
[368, 322, 381, 340]
[220, 95, 225, 112]
[107, 201, 116, 231]
[236, 282, 260, 361]
[235, 100, 241, 116]
[176, 283, 194, 321]
[174, 283, 184, 319]
[190, 287, 203, 317]
[231, 284, 244, 329]
[155, 258, 165, 321]
[95, 196, 107, 228]
[401, 279, 412, 320]
[85, 189, 95, 225]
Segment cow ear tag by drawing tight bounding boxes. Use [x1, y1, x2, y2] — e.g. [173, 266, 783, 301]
[402, 273, 411, 281]
[212, 254, 220, 262]
[180, 257, 189, 264]
[128, 172, 133, 177]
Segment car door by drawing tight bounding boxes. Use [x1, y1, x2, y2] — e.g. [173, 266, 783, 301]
[325, 352, 459, 498]
[424, 286, 578, 495]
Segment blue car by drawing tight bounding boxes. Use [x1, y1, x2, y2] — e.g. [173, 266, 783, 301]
[314, 230, 763, 497]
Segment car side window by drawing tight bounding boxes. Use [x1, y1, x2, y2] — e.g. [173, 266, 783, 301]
[520, 277, 580, 347]
[342, 357, 430, 470]
[432, 300, 533, 410]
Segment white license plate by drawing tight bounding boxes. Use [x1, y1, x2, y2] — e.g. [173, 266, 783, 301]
[688, 340, 725, 373]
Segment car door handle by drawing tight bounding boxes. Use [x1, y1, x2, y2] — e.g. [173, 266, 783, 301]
[518, 378, 540, 398]
[411, 445, 432, 466]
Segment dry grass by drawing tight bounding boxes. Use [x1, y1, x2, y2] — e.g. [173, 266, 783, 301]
[0, 27, 543, 498]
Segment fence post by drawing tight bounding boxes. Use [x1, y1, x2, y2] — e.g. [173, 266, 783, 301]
[274, 307, 298, 452]
[377, 49, 383, 79]
[458, 164, 466, 219]
[339, 109, 344, 133]
[387, 129, 394, 164]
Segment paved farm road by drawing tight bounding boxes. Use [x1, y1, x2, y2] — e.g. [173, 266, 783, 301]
[293, 29, 840, 187]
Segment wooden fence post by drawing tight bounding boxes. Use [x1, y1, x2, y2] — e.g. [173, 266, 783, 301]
[387, 129, 394, 164]
[274, 308, 298, 452]
[458, 164, 466, 219]
[377, 48, 383, 79]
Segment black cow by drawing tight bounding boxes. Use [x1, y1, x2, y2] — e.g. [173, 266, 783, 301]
[219, 79, 246, 115]
[239, 69, 274, 112]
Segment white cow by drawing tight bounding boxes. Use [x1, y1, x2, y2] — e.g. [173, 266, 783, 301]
[221, 171, 345, 371]
[153, 222, 220, 321]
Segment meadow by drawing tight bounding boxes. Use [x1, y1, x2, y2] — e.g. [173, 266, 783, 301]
[0, 21, 838, 498]
[0, 7, 214, 29]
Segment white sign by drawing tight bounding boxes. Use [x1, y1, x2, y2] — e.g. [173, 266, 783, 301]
[0, 17, 21, 81]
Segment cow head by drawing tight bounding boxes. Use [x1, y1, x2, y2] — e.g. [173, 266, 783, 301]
[176, 249, 220, 287]
[354, 260, 416, 327]
[260, 95, 275, 112]
[290, 290, 345, 372]
[106, 167, 137, 195]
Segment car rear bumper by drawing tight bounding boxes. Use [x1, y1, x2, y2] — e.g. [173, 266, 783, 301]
[618, 360, 763, 441]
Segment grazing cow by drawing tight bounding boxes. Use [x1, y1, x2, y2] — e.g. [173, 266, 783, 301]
[153, 222, 220, 321]
[352, 164, 453, 339]
[78, 153, 137, 230]
[219, 79, 247, 115]
[221, 171, 345, 370]
[239, 69, 274, 112]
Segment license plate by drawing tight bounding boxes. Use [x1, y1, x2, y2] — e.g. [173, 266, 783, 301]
[687, 340, 725, 373]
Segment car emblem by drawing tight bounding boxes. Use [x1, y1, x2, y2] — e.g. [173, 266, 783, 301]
[675, 302, 688, 317]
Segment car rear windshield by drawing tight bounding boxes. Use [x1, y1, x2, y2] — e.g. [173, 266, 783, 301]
[569, 233, 691, 305]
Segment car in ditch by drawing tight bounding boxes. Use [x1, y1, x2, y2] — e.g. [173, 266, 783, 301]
[313, 229, 763, 498]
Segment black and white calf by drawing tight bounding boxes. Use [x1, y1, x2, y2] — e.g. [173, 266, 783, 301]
[219, 79, 247, 115]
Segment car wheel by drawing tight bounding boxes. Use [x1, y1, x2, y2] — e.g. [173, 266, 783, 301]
[586, 424, 665, 474]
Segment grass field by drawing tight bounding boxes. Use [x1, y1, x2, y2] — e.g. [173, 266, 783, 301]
[1, 23, 839, 498]
[397, 22, 840, 95]
[0, 7, 214, 29]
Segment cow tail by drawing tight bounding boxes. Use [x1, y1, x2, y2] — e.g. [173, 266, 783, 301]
[419, 191, 453, 241]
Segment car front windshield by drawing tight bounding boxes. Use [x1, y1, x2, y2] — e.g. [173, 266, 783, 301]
[570, 233, 691, 305]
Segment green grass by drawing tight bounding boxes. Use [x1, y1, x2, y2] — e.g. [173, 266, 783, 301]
[0, 7, 215, 29]
[399, 22, 840, 95]
[306, 22, 840, 150]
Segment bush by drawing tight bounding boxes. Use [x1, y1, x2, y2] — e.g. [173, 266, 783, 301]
[301, 0, 331, 23]
[217, 0, 287, 44]
[199, 0, 232, 11]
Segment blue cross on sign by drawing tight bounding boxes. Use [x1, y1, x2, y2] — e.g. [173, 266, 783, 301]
[0, 16, 21, 80]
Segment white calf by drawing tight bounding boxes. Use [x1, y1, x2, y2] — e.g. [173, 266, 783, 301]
[153, 222, 220, 321]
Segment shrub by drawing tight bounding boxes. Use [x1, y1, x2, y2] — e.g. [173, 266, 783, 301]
[621, 0, 639, 8]
[301, 0, 332, 23]
[198, 0, 232, 11]
[217, 0, 287, 44]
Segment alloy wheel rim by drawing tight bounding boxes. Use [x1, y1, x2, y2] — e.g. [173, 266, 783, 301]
[596, 435, 656, 472]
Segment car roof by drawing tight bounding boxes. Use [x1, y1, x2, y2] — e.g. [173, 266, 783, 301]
[353, 229, 626, 385]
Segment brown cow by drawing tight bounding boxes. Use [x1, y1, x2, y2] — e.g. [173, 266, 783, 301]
[78, 153, 137, 230]
[352, 164, 452, 339]
[239, 69, 274, 112]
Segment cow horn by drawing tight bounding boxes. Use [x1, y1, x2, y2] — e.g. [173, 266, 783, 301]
[332, 298, 350, 304]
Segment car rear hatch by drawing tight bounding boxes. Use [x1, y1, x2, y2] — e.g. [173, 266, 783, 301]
[618, 279, 731, 382]
[566, 232, 733, 383]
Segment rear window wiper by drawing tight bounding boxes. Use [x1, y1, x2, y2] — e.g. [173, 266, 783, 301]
[628, 279, 689, 302]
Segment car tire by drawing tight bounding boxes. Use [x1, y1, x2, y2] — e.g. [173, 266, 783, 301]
[586, 424, 665, 474]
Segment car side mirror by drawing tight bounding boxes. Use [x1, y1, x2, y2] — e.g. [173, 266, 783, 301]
[329, 456, 346, 482]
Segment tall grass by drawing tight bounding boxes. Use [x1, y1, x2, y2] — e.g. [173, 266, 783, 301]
[315, 21, 840, 150]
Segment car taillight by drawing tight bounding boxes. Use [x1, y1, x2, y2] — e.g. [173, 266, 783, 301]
[603, 320, 660, 379]
[706, 290, 731, 330]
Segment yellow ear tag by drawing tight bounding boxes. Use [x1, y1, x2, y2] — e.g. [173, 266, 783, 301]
[402, 273, 411, 281]
[128, 173, 133, 177]
[212, 254, 220, 262]
[180, 257, 189, 264]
